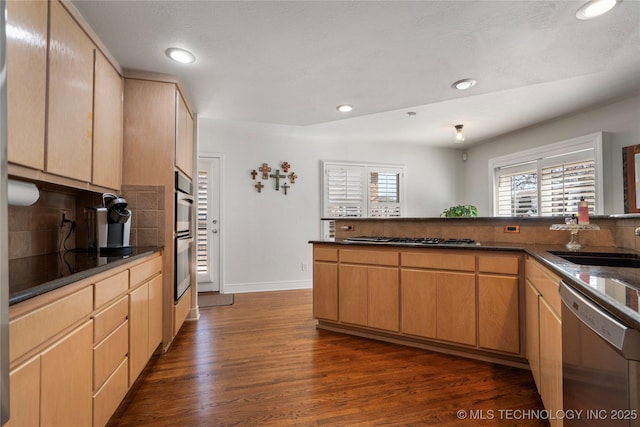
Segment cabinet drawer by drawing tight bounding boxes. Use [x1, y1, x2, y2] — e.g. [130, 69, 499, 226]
[93, 295, 128, 344]
[130, 254, 162, 288]
[340, 249, 399, 266]
[401, 252, 475, 271]
[314, 246, 338, 262]
[478, 255, 519, 275]
[93, 320, 128, 391]
[93, 357, 128, 427]
[525, 257, 561, 316]
[10, 286, 93, 362]
[94, 270, 129, 309]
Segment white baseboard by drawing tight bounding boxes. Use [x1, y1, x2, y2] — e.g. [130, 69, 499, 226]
[224, 279, 312, 294]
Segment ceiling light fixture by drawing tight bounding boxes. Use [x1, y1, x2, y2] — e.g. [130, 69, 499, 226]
[165, 47, 196, 64]
[452, 79, 477, 91]
[336, 104, 353, 113]
[576, 0, 621, 20]
[454, 124, 465, 143]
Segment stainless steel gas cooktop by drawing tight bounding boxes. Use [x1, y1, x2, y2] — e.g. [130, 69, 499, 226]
[342, 236, 480, 246]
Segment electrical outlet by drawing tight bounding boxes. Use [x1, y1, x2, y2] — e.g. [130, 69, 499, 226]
[504, 225, 520, 233]
[301, 263, 308, 272]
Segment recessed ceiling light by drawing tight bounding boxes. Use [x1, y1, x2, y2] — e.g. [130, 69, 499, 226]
[336, 104, 353, 113]
[576, 0, 620, 20]
[452, 79, 477, 91]
[165, 47, 196, 64]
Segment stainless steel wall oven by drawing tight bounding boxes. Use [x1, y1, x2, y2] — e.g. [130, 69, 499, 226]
[175, 171, 194, 302]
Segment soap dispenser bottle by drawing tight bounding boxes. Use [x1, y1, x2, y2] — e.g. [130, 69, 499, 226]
[578, 197, 589, 224]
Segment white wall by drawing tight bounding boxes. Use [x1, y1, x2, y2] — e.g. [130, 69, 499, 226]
[461, 92, 640, 215]
[198, 119, 460, 293]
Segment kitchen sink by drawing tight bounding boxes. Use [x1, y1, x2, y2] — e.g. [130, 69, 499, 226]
[548, 251, 640, 268]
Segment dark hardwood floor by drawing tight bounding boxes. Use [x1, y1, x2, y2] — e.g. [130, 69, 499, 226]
[107, 289, 548, 426]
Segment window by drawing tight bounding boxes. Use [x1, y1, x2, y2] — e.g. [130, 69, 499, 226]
[490, 133, 603, 217]
[321, 161, 404, 239]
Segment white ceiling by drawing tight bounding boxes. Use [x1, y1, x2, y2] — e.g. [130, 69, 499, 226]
[71, 0, 640, 147]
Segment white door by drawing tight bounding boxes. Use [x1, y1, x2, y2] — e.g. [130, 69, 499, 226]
[197, 156, 221, 292]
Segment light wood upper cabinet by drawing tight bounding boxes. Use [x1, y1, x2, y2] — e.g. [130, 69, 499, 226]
[6, 0, 48, 170]
[47, 0, 95, 182]
[176, 92, 194, 178]
[93, 51, 123, 190]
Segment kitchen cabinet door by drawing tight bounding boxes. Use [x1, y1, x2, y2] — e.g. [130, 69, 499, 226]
[40, 320, 93, 427]
[129, 282, 149, 386]
[338, 264, 368, 327]
[436, 272, 476, 346]
[148, 273, 163, 357]
[93, 50, 123, 190]
[525, 281, 541, 390]
[313, 261, 338, 321]
[175, 92, 194, 178]
[47, 0, 94, 182]
[539, 297, 563, 427]
[6, 0, 47, 170]
[401, 269, 437, 338]
[368, 266, 399, 332]
[478, 275, 520, 354]
[5, 356, 40, 427]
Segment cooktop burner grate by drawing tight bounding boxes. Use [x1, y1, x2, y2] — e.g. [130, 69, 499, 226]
[342, 236, 478, 246]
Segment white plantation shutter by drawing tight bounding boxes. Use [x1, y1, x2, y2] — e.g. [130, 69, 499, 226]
[495, 162, 538, 216]
[540, 158, 595, 216]
[325, 166, 365, 218]
[197, 170, 208, 274]
[369, 168, 402, 217]
[322, 162, 405, 239]
[492, 133, 603, 217]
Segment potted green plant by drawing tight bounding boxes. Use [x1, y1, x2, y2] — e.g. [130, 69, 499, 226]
[441, 204, 478, 218]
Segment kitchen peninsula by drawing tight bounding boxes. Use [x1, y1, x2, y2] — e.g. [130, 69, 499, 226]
[311, 216, 640, 426]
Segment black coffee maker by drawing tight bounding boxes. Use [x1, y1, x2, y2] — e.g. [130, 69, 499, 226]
[86, 193, 132, 255]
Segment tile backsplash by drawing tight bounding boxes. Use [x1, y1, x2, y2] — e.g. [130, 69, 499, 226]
[8, 185, 78, 259]
[8, 183, 166, 260]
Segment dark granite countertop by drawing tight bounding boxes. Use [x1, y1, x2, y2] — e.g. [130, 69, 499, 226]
[9, 246, 163, 305]
[309, 239, 640, 330]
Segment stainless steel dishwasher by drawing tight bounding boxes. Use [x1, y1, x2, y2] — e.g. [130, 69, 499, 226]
[560, 280, 640, 427]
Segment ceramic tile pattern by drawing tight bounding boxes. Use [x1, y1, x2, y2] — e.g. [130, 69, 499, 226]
[8, 185, 165, 260]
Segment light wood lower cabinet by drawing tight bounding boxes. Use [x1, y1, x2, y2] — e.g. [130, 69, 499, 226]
[9, 252, 163, 427]
[436, 271, 476, 346]
[313, 261, 338, 321]
[129, 281, 150, 385]
[478, 275, 520, 353]
[6, 356, 40, 427]
[40, 320, 94, 427]
[525, 255, 563, 427]
[339, 264, 399, 332]
[313, 245, 524, 363]
[401, 269, 437, 338]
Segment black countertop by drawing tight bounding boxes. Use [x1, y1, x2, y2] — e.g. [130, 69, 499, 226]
[9, 246, 163, 305]
[310, 239, 640, 330]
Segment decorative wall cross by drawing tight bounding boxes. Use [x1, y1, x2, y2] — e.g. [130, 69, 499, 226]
[288, 172, 297, 184]
[259, 163, 271, 180]
[254, 181, 264, 193]
[281, 182, 290, 195]
[250, 169, 258, 180]
[270, 169, 286, 190]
